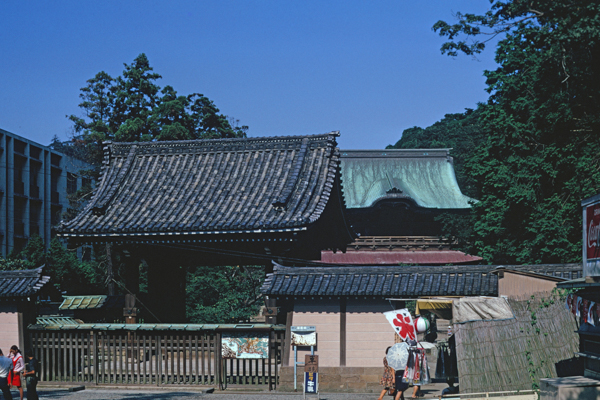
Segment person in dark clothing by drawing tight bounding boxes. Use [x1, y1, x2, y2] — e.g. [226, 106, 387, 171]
[0, 348, 13, 400]
[22, 351, 37, 400]
[394, 369, 409, 400]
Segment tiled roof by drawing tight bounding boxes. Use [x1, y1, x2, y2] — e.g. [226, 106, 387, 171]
[340, 149, 475, 209]
[261, 263, 498, 297]
[59, 295, 125, 310]
[29, 323, 285, 331]
[60, 295, 107, 310]
[494, 264, 583, 281]
[36, 316, 81, 326]
[0, 266, 50, 297]
[319, 249, 483, 265]
[58, 133, 342, 239]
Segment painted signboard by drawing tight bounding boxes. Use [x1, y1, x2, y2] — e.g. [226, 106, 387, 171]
[304, 371, 318, 394]
[221, 332, 269, 359]
[583, 194, 600, 277]
[291, 325, 317, 346]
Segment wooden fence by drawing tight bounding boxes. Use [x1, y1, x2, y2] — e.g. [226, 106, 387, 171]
[29, 326, 285, 389]
[454, 293, 579, 393]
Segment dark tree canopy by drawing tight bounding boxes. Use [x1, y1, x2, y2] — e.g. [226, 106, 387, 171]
[63, 53, 248, 169]
[428, 0, 600, 264]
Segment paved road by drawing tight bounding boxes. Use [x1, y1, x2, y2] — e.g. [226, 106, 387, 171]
[13, 385, 449, 400]
[15, 388, 383, 399]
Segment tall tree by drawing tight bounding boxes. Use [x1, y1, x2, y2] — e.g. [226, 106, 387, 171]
[434, 1, 600, 264]
[63, 53, 248, 169]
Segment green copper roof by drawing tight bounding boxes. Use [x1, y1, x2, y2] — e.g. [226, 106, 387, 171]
[59, 295, 107, 310]
[340, 149, 475, 209]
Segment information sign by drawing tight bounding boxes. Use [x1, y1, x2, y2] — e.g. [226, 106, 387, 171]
[304, 371, 318, 394]
[304, 354, 318, 373]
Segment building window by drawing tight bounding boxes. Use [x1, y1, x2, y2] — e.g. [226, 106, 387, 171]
[67, 173, 78, 194]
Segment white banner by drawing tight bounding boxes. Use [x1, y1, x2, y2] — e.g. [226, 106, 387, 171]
[384, 308, 416, 341]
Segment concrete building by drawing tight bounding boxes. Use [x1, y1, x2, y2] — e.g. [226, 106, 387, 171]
[0, 128, 90, 256]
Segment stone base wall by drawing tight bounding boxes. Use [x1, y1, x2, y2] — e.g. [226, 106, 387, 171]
[279, 366, 383, 393]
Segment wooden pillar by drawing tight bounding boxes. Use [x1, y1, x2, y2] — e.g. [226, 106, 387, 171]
[340, 297, 346, 366]
[106, 243, 115, 296]
[122, 248, 140, 295]
[282, 299, 294, 367]
[146, 248, 186, 323]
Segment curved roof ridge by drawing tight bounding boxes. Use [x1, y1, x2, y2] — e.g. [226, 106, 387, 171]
[58, 132, 345, 240]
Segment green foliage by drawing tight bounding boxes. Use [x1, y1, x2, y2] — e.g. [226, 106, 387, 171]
[387, 108, 484, 199]
[186, 265, 265, 324]
[46, 239, 105, 295]
[62, 53, 248, 170]
[424, 1, 600, 264]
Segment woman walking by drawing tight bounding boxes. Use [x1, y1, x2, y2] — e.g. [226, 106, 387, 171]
[377, 347, 395, 400]
[9, 346, 24, 400]
[377, 346, 408, 400]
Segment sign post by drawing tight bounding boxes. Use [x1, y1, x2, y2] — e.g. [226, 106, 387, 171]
[291, 326, 317, 391]
[304, 354, 319, 399]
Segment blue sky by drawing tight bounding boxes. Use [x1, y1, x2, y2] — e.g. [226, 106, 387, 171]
[0, 1, 498, 149]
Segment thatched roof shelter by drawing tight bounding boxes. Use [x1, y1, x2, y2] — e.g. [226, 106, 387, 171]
[454, 293, 579, 393]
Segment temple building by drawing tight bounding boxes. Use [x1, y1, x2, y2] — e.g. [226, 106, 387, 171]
[57, 132, 355, 321]
[320, 149, 481, 265]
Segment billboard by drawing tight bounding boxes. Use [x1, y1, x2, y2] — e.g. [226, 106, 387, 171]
[583, 194, 600, 277]
[221, 332, 269, 359]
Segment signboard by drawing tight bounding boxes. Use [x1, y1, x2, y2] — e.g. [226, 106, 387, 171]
[221, 332, 269, 359]
[304, 371, 318, 394]
[583, 195, 600, 277]
[291, 326, 317, 346]
[587, 203, 600, 260]
[304, 354, 318, 373]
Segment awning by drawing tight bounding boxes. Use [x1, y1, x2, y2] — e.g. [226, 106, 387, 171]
[415, 296, 515, 324]
[416, 298, 454, 320]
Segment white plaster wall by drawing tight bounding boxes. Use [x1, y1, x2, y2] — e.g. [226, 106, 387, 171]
[291, 299, 340, 367]
[0, 306, 20, 354]
[346, 299, 395, 367]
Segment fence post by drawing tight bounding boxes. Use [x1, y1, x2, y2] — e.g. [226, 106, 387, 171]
[157, 334, 162, 387]
[215, 332, 221, 389]
[93, 331, 98, 385]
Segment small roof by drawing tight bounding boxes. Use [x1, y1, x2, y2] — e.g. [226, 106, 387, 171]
[36, 316, 81, 326]
[0, 266, 50, 298]
[493, 264, 582, 281]
[320, 249, 482, 265]
[60, 295, 107, 310]
[261, 262, 498, 297]
[340, 149, 475, 209]
[58, 133, 343, 240]
[29, 322, 285, 331]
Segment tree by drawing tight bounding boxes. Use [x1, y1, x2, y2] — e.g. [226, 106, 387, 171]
[186, 266, 265, 323]
[55, 54, 258, 321]
[433, 1, 600, 264]
[46, 238, 105, 295]
[387, 108, 483, 198]
[63, 53, 248, 169]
